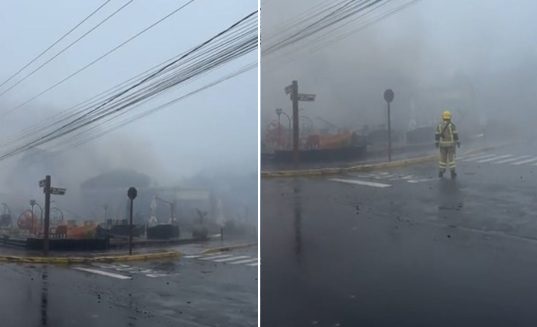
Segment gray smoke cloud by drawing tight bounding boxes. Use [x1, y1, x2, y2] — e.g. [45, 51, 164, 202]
[261, 0, 537, 140]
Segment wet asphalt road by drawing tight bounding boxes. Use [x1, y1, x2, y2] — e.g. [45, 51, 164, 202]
[0, 247, 257, 327]
[262, 143, 537, 327]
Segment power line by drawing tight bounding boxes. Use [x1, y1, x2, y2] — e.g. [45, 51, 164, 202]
[0, 0, 112, 90]
[56, 63, 257, 152]
[0, 0, 133, 98]
[3, 0, 198, 116]
[0, 18, 257, 148]
[0, 11, 258, 161]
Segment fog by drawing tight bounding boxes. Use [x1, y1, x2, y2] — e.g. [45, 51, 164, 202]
[0, 0, 257, 229]
[261, 0, 537, 143]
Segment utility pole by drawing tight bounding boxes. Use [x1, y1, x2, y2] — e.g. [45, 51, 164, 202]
[285, 80, 316, 165]
[43, 175, 51, 256]
[38, 176, 66, 256]
[291, 80, 300, 165]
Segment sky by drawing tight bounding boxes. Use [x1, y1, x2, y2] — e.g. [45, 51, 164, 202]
[0, 0, 258, 190]
[261, 0, 537, 139]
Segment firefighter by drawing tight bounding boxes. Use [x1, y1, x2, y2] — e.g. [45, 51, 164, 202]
[435, 110, 460, 178]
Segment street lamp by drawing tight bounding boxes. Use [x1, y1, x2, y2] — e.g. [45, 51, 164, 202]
[275, 108, 282, 148]
[30, 200, 43, 235]
[51, 207, 64, 223]
[276, 109, 291, 149]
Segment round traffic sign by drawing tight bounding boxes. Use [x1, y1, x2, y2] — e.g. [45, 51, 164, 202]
[384, 89, 394, 103]
[127, 187, 138, 200]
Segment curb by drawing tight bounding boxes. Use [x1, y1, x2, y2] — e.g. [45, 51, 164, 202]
[201, 242, 257, 255]
[261, 146, 495, 178]
[0, 250, 181, 265]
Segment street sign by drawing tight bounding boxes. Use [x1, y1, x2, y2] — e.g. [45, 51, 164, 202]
[39, 179, 46, 187]
[49, 187, 66, 195]
[384, 89, 394, 103]
[128, 187, 138, 200]
[284, 84, 293, 95]
[296, 93, 316, 102]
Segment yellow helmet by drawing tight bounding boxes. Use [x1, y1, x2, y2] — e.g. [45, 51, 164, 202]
[442, 110, 452, 120]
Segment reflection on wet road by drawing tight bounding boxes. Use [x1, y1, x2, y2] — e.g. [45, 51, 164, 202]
[1, 247, 257, 327]
[262, 147, 537, 326]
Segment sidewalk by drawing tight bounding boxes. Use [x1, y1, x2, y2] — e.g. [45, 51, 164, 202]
[262, 139, 484, 172]
[0, 236, 257, 264]
[262, 139, 492, 178]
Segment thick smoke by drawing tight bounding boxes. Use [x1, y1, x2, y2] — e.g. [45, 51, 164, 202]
[262, 0, 537, 142]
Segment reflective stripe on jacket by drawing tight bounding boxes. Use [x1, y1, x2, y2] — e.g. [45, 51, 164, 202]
[435, 121, 458, 147]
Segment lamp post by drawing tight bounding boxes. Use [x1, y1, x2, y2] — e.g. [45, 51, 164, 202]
[277, 110, 292, 149]
[276, 108, 282, 148]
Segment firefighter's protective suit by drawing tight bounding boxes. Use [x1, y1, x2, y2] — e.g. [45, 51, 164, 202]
[435, 111, 460, 178]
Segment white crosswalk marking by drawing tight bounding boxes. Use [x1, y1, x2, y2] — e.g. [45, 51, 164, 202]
[74, 267, 132, 280]
[229, 258, 258, 265]
[476, 154, 513, 163]
[330, 178, 391, 188]
[184, 255, 202, 259]
[213, 256, 250, 263]
[199, 254, 232, 260]
[461, 153, 498, 162]
[494, 155, 532, 164]
[247, 262, 258, 266]
[511, 156, 537, 165]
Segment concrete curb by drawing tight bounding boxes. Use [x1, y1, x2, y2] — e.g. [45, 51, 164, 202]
[0, 250, 181, 265]
[261, 146, 495, 178]
[201, 242, 257, 255]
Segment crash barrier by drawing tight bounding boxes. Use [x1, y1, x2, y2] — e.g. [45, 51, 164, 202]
[262, 146, 494, 178]
[0, 250, 181, 264]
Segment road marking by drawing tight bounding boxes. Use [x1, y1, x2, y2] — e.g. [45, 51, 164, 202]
[229, 258, 258, 265]
[146, 273, 169, 278]
[407, 178, 435, 183]
[73, 267, 132, 280]
[512, 156, 537, 165]
[246, 262, 258, 267]
[229, 258, 257, 264]
[476, 154, 513, 163]
[494, 155, 532, 164]
[459, 153, 491, 160]
[212, 255, 250, 263]
[330, 178, 391, 188]
[114, 266, 137, 272]
[199, 254, 232, 260]
[461, 153, 498, 162]
[400, 175, 414, 180]
[184, 255, 202, 259]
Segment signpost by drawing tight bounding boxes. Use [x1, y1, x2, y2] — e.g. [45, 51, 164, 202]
[296, 93, 316, 102]
[38, 175, 66, 256]
[127, 187, 138, 255]
[284, 80, 316, 165]
[384, 89, 395, 162]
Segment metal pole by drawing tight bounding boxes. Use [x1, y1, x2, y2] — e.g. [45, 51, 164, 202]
[30, 203, 35, 235]
[129, 198, 133, 255]
[388, 102, 392, 162]
[277, 114, 281, 149]
[292, 80, 300, 165]
[43, 175, 51, 256]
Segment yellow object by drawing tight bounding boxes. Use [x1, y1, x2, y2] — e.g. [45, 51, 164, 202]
[442, 110, 452, 120]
